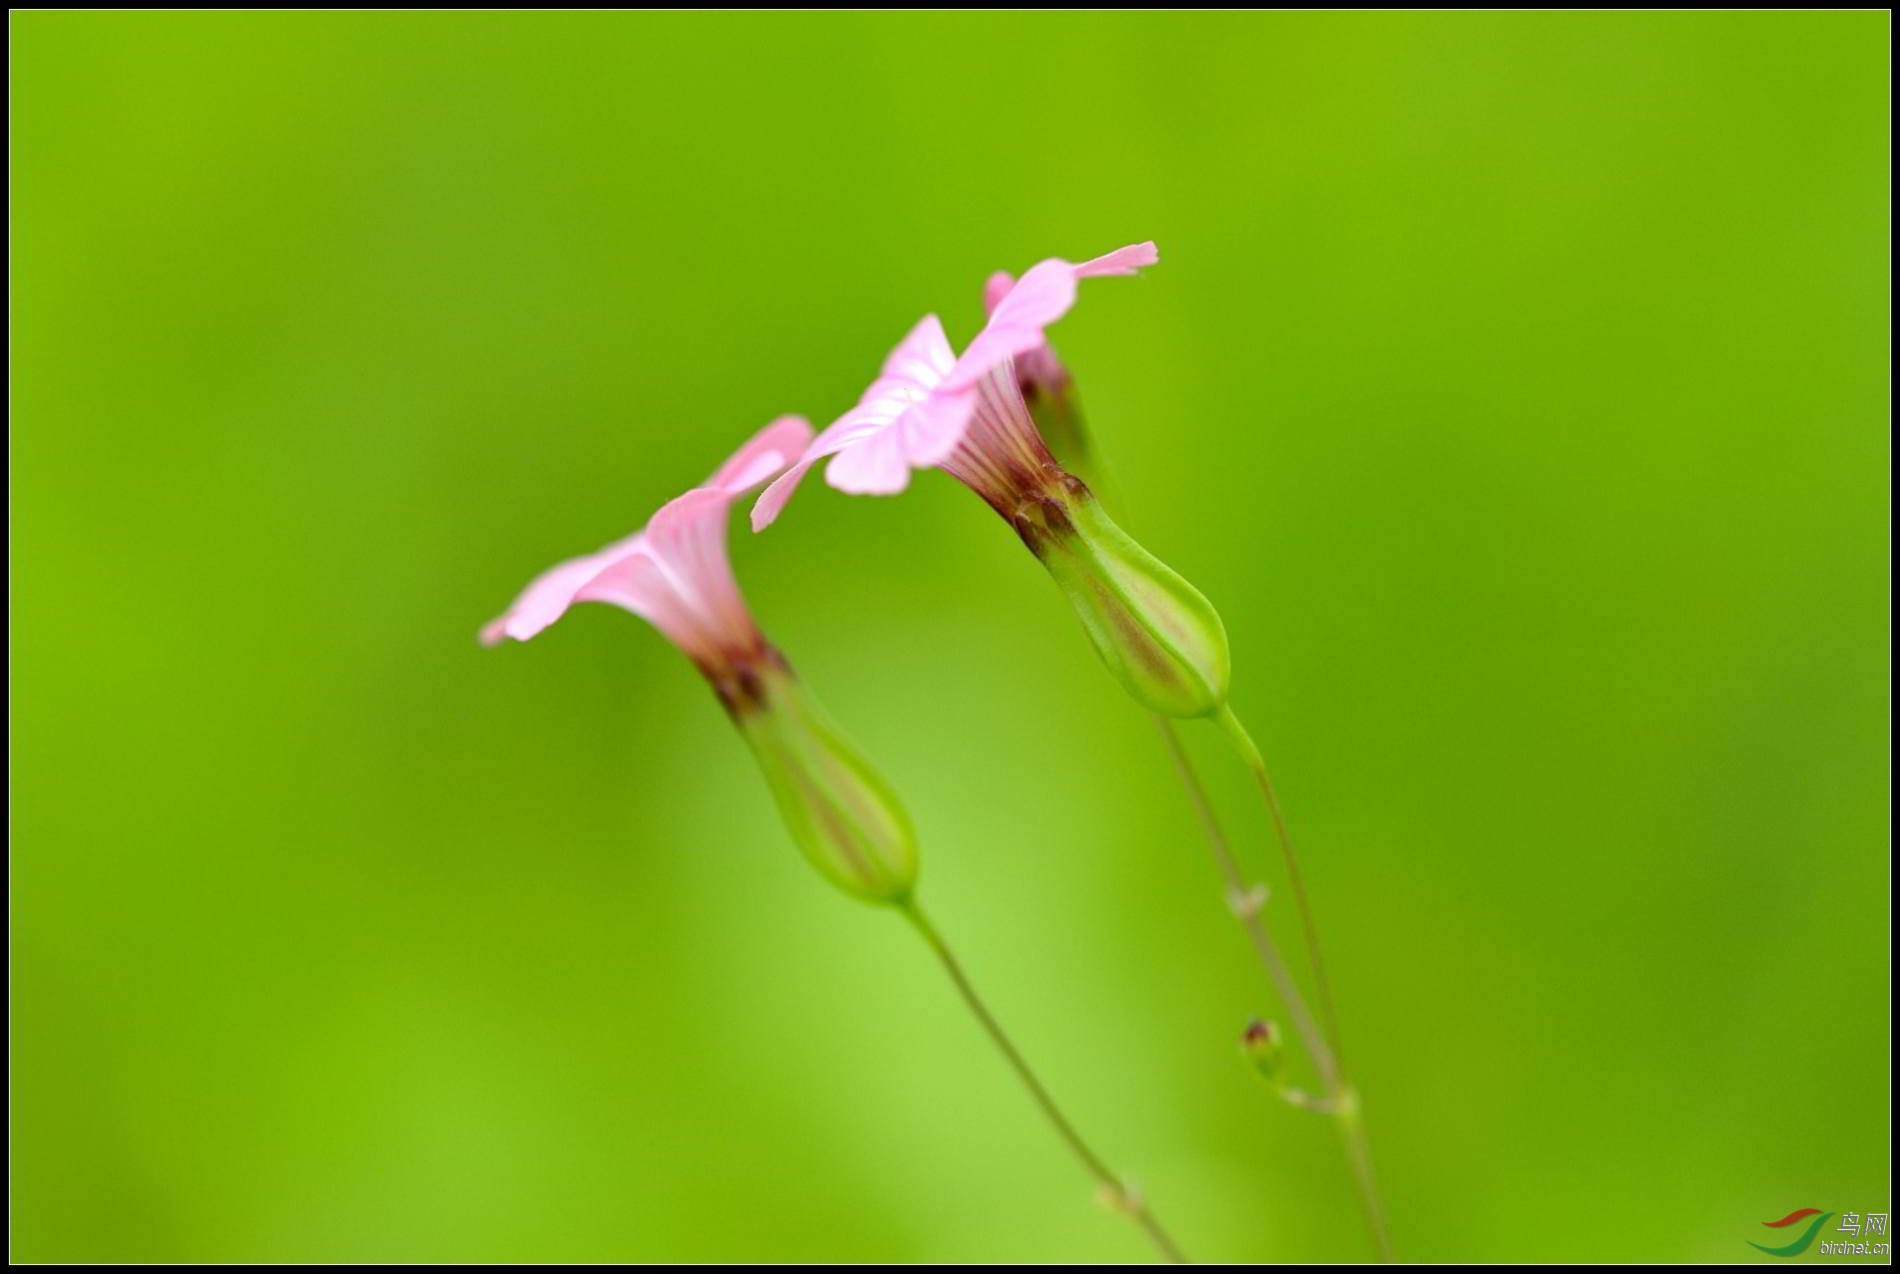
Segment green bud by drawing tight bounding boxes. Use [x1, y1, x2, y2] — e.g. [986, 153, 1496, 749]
[1241, 1019, 1284, 1081]
[724, 652, 918, 905]
[1014, 483, 1231, 718]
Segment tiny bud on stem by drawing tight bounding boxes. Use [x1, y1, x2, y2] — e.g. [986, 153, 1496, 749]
[1241, 1018, 1286, 1082]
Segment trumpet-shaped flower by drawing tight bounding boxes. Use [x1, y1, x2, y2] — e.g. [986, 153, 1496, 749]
[751, 242, 1157, 530]
[482, 413, 917, 902]
[750, 240, 1226, 717]
[482, 416, 811, 686]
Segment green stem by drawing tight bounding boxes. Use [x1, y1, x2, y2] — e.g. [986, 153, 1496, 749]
[1153, 719, 1338, 1090]
[1335, 1091, 1393, 1264]
[895, 897, 1189, 1265]
[1213, 706, 1343, 1063]
[1186, 709, 1393, 1263]
[1052, 434, 1386, 1258]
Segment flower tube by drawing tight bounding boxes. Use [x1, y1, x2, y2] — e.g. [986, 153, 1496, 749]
[483, 416, 915, 903]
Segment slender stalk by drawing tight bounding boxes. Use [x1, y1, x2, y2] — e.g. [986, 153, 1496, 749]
[1335, 1090, 1391, 1264]
[1213, 706, 1342, 1062]
[1154, 719, 1337, 1089]
[1158, 715, 1393, 1262]
[895, 897, 1189, 1265]
[1049, 417, 1387, 1258]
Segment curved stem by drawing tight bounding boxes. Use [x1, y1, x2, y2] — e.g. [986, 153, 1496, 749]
[1154, 719, 1338, 1091]
[1165, 713, 1394, 1262]
[1213, 706, 1343, 1064]
[1038, 424, 1383, 1258]
[896, 897, 1189, 1265]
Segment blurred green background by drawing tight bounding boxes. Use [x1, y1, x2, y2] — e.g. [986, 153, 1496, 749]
[12, 10, 1889, 1264]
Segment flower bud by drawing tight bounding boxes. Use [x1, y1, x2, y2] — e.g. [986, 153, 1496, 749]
[723, 650, 919, 905]
[1241, 1019, 1284, 1081]
[1013, 482, 1231, 718]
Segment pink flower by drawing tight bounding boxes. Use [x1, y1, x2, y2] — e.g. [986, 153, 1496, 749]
[482, 416, 812, 676]
[951, 241, 1156, 395]
[751, 241, 1158, 530]
[483, 413, 919, 900]
[982, 242, 1152, 406]
[984, 269, 1069, 394]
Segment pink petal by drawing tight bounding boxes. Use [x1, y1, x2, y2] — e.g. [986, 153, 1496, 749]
[749, 412, 887, 531]
[1074, 240, 1159, 278]
[879, 313, 957, 388]
[982, 270, 1016, 317]
[708, 414, 814, 492]
[643, 485, 735, 561]
[988, 259, 1082, 330]
[750, 455, 821, 532]
[943, 260, 1079, 391]
[824, 417, 916, 494]
[751, 316, 970, 528]
[485, 418, 804, 648]
[480, 528, 650, 645]
[951, 243, 1159, 394]
[640, 488, 744, 630]
[572, 547, 680, 630]
[572, 485, 756, 662]
[984, 242, 1158, 319]
[900, 386, 977, 468]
